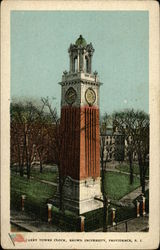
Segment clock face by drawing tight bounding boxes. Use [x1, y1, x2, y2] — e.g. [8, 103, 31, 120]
[65, 87, 77, 104]
[85, 88, 96, 105]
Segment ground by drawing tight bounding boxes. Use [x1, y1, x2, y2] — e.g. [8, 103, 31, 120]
[11, 210, 149, 232]
[10, 162, 149, 232]
[104, 171, 140, 200]
[11, 166, 57, 220]
[115, 163, 149, 178]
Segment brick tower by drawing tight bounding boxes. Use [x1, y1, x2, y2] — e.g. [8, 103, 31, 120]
[56, 35, 102, 214]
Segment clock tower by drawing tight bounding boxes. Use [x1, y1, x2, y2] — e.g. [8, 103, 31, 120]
[57, 35, 102, 214]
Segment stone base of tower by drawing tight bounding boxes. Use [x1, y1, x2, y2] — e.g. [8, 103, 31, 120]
[50, 176, 103, 215]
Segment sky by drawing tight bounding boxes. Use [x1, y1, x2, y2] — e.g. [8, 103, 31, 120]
[11, 11, 149, 115]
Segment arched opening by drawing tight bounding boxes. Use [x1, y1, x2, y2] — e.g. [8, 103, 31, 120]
[74, 56, 77, 72]
[85, 56, 89, 73]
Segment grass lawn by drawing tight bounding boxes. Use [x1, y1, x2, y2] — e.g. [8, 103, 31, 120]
[11, 165, 58, 183]
[10, 170, 142, 230]
[11, 173, 56, 203]
[104, 172, 140, 200]
[31, 168, 58, 182]
[11, 173, 56, 219]
[115, 164, 149, 177]
[11, 165, 141, 225]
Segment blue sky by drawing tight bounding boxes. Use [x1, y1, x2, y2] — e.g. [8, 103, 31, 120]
[11, 11, 149, 115]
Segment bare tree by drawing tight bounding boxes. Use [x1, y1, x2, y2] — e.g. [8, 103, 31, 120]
[134, 111, 149, 194]
[10, 101, 42, 179]
[32, 104, 50, 173]
[11, 102, 29, 177]
[41, 97, 67, 211]
[100, 113, 113, 232]
[112, 109, 149, 190]
[112, 109, 137, 185]
[10, 120, 25, 176]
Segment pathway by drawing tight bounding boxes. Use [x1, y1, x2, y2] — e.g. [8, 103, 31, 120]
[119, 182, 149, 206]
[105, 167, 148, 180]
[37, 178, 57, 187]
[11, 210, 149, 233]
[105, 168, 149, 206]
[11, 210, 62, 232]
[94, 215, 149, 232]
[22, 174, 58, 186]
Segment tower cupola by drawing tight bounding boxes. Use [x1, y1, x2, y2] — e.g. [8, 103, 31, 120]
[68, 35, 95, 74]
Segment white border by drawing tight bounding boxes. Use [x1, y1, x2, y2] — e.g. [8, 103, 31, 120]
[1, 1, 159, 249]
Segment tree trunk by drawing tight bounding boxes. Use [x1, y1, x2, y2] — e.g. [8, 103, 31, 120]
[27, 163, 31, 179]
[16, 137, 23, 176]
[139, 165, 143, 191]
[101, 141, 107, 232]
[20, 164, 24, 177]
[26, 149, 30, 179]
[138, 153, 144, 194]
[58, 172, 64, 212]
[142, 178, 145, 194]
[19, 146, 24, 177]
[59, 183, 63, 211]
[103, 196, 107, 232]
[19, 147, 24, 177]
[20, 133, 27, 177]
[142, 167, 146, 194]
[40, 160, 43, 173]
[15, 163, 18, 174]
[129, 152, 133, 185]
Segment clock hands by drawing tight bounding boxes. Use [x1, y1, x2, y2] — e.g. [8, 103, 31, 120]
[68, 92, 75, 99]
[85, 88, 96, 105]
[65, 87, 96, 106]
[65, 87, 77, 104]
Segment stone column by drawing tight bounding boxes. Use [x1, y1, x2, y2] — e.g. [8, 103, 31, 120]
[47, 203, 53, 223]
[73, 57, 75, 72]
[94, 71, 98, 82]
[111, 208, 116, 226]
[80, 216, 85, 232]
[79, 51, 83, 72]
[88, 55, 92, 73]
[21, 195, 26, 211]
[136, 200, 140, 217]
[82, 53, 85, 72]
[142, 196, 146, 216]
[69, 55, 72, 73]
[77, 52, 80, 72]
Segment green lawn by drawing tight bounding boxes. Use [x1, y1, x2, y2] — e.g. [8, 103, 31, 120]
[11, 165, 58, 182]
[115, 164, 149, 177]
[104, 172, 140, 200]
[11, 173, 55, 201]
[11, 173, 56, 219]
[31, 168, 58, 182]
[11, 170, 141, 208]
[11, 166, 141, 223]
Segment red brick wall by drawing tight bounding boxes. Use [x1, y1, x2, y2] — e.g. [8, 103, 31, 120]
[60, 106, 100, 180]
